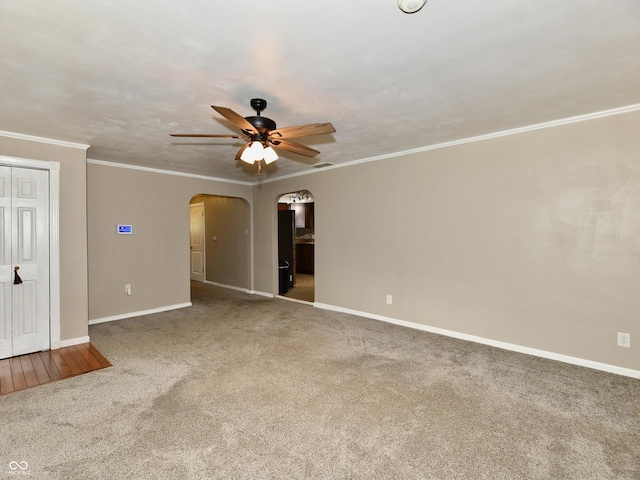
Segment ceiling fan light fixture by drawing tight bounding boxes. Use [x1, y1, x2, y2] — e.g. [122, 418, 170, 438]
[398, 0, 427, 13]
[250, 141, 264, 157]
[263, 146, 278, 164]
[239, 154, 255, 165]
[240, 141, 263, 164]
[171, 98, 335, 175]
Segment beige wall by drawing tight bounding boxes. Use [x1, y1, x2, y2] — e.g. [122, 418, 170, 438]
[252, 110, 640, 370]
[191, 195, 250, 289]
[0, 135, 89, 342]
[58, 108, 640, 371]
[87, 163, 252, 320]
[8, 109, 637, 372]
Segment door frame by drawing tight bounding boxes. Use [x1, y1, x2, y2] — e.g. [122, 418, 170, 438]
[189, 201, 206, 282]
[0, 155, 60, 350]
[275, 190, 315, 302]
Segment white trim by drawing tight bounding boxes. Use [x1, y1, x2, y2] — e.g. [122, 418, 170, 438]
[59, 335, 91, 348]
[88, 302, 192, 325]
[0, 155, 55, 171]
[203, 280, 255, 294]
[190, 202, 206, 283]
[16, 103, 640, 187]
[202, 282, 278, 299]
[87, 158, 253, 186]
[256, 102, 640, 185]
[86, 102, 640, 186]
[0, 155, 61, 352]
[248, 290, 275, 298]
[314, 302, 640, 380]
[48, 164, 61, 349]
[0, 130, 89, 150]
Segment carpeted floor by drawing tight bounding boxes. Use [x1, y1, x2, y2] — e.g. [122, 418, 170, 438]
[1, 282, 638, 479]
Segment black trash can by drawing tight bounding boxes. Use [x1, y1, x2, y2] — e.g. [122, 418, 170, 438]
[278, 260, 290, 294]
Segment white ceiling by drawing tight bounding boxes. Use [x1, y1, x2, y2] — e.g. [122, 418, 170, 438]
[1, 1, 639, 183]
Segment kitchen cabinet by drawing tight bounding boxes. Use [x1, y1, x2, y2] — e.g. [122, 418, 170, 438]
[292, 203, 314, 228]
[304, 203, 314, 228]
[296, 243, 314, 274]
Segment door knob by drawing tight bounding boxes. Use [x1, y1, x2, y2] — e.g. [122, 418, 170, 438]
[14, 266, 22, 285]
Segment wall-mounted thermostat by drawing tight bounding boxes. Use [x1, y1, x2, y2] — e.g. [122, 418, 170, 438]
[117, 225, 133, 234]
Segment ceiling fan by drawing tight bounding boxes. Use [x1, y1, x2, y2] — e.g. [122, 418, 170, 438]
[171, 98, 336, 175]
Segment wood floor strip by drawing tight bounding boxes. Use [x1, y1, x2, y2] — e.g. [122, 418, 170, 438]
[20, 355, 39, 388]
[30, 353, 52, 384]
[50, 349, 73, 379]
[0, 343, 111, 396]
[0, 359, 14, 394]
[59, 348, 84, 376]
[75, 343, 103, 370]
[69, 345, 93, 373]
[40, 351, 63, 381]
[87, 343, 112, 368]
[9, 357, 27, 391]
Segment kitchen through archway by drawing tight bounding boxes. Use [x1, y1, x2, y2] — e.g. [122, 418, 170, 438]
[277, 190, 314, 303]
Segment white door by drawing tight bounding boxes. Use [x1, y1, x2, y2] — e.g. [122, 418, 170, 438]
[189, 203, 205, 282]
[0, 166, 50, 359]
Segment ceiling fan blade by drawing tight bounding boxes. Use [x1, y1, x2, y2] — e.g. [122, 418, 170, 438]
[269, 123, 336, 139]
[235, 142, 250, 161]
[211, 106, 258, 134]
[269, 139, 321, 157]
[170, 133, 247, 138]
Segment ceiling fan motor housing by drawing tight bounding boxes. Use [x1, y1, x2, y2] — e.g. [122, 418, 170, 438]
[245, 98, 276, 132]
[244, 115, 276, 132]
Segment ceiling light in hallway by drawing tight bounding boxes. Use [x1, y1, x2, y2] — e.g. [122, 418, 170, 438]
[398, 0, 428, 14]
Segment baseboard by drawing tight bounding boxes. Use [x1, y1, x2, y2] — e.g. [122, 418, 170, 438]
[314, 303, 640, 379]
[58, 335, 91, 348]
[202, 280, 275, 298]
[203, 280, 250, 293]
[249, 290, 275, 298]
[88, 303, 192, 325]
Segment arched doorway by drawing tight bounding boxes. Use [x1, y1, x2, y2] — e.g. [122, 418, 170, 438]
[189, 195, 251, 294]
[277, 190, 314, 303]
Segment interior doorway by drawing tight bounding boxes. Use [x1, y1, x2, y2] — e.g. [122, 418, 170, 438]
[277, 190, 314, 303]
[189, 195, 251, 295]
[189, 202, 205, 282]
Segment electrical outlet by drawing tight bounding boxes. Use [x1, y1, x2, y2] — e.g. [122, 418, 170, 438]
[386, 294, 393, 305]
[617, 332, 630, 348]
[125, 284, 132, 296]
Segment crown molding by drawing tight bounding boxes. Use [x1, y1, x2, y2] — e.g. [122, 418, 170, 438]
[87, 158, 254, 186]
[256, 102, 640, 185]
[0, 129, 90, 150]
[37, 101, 640, 186]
